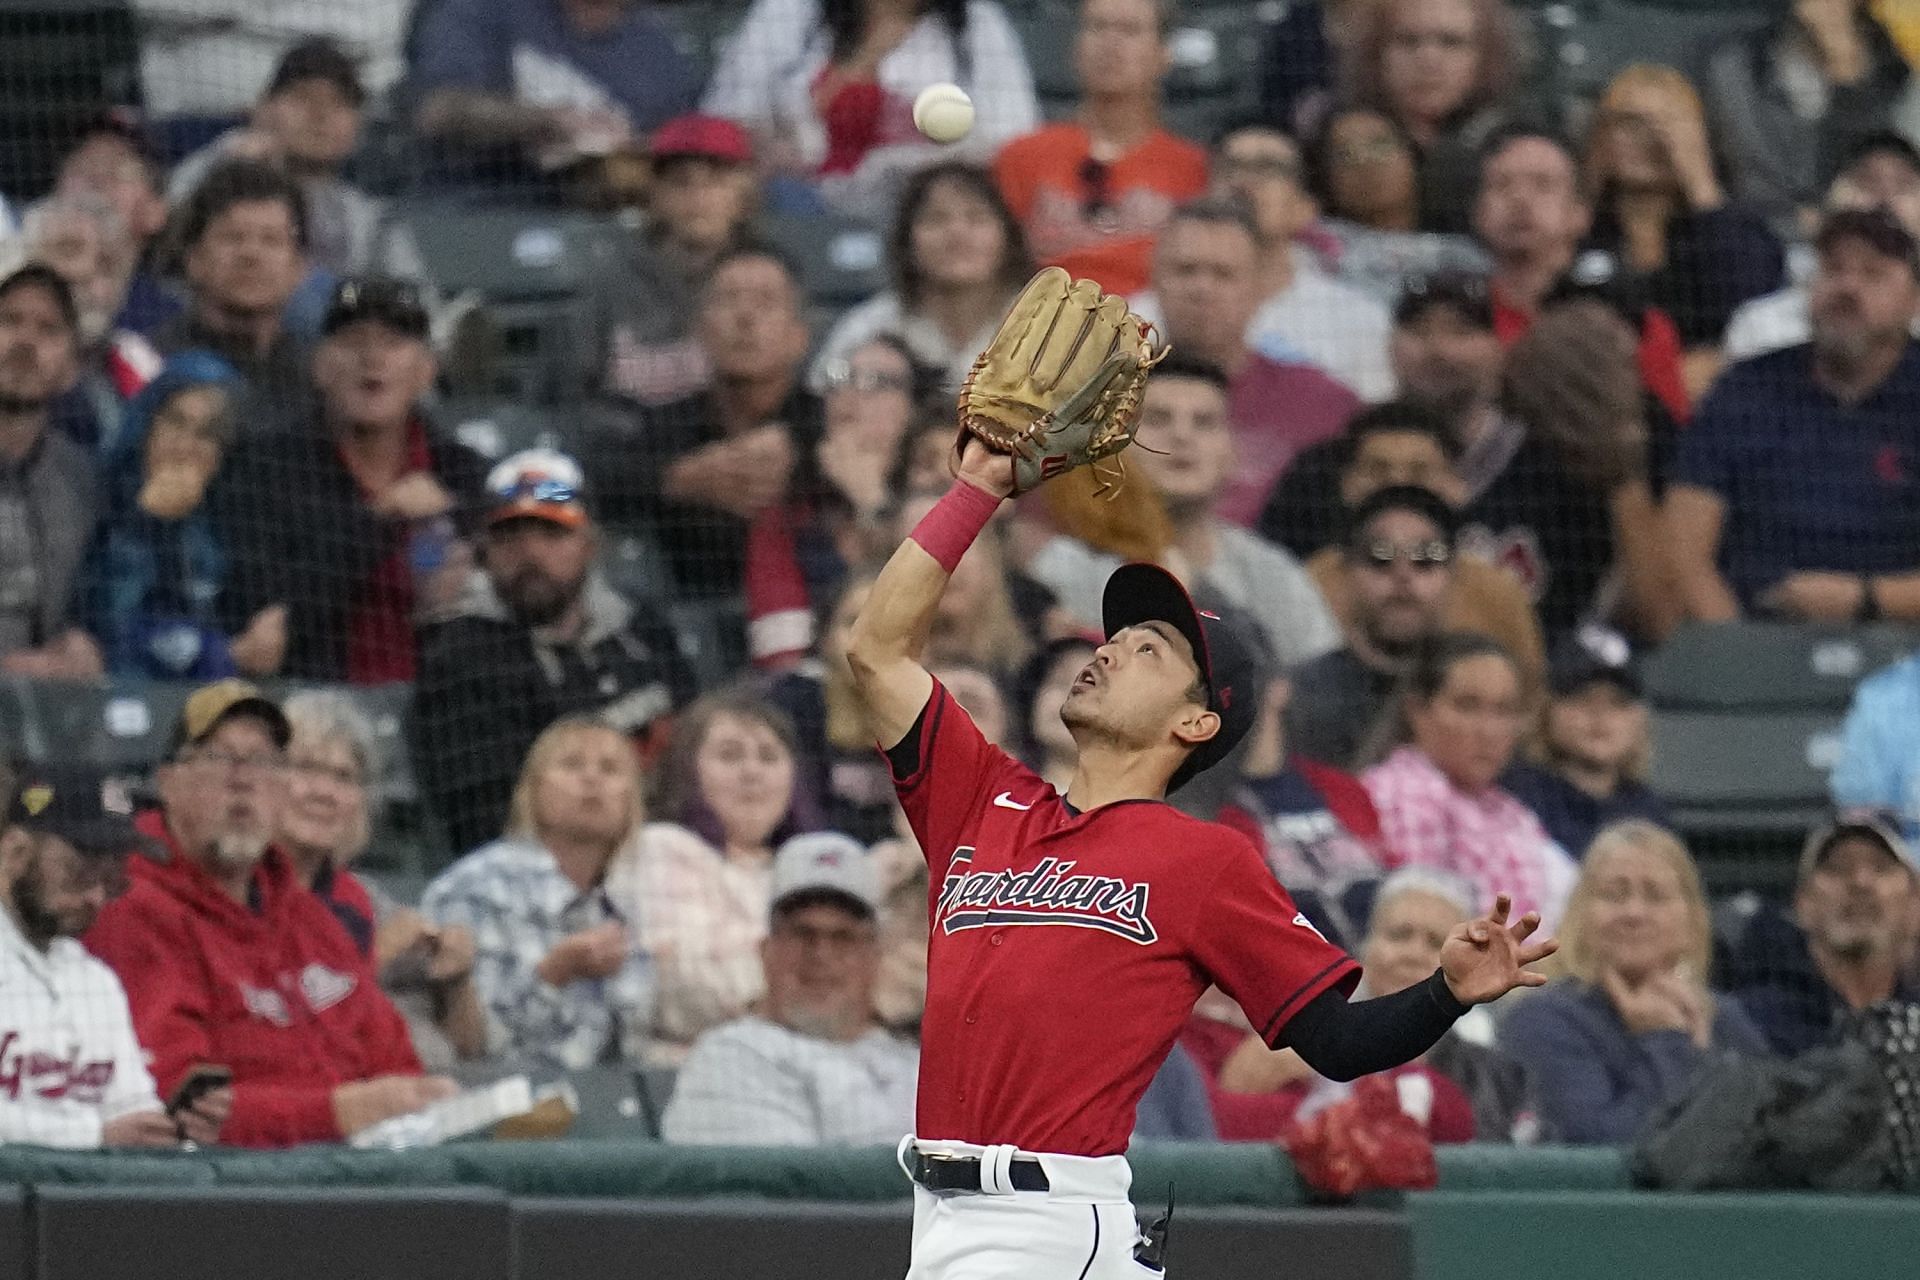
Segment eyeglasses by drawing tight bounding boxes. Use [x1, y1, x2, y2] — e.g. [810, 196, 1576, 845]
[1354, 539, 1453, 570]
[490, 476, 579, 507]
[288, 760, 364, 789]
[819, 360, 912, 395]
[187, 748, 288, 775]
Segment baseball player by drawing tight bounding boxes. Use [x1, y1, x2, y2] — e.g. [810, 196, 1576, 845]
[847, 270, 1557, 1278]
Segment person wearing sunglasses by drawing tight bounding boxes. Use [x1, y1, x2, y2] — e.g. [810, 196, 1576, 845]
[414, 447, 697, 856]
[1287, 485, 1463, 772]
[214, 274, 490, 683]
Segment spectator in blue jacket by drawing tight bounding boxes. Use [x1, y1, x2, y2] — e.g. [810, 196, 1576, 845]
[1499, 821, 1767, 1144]
[86, 352, 243, 679]
[1504, 629, 1671, 861]
[1832, 647, 1920, 841]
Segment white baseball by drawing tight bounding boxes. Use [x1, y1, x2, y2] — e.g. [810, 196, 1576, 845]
[913, 83, 975, 145]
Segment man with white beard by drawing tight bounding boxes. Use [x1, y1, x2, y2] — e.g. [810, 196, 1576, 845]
[84, 680, 458, 1148]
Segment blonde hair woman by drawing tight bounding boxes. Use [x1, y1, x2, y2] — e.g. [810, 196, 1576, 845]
[1583, 63, 1783, 377]
[1498, 821, 1768, 1143]
[421, 718, 654, 1070]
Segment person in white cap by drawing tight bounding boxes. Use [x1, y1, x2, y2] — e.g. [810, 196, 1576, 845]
[662, 832, 917, 1146]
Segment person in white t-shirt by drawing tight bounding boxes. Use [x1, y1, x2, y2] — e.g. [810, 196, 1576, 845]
[663, 831, 917, 1145]
[0, 764, 229, 1148]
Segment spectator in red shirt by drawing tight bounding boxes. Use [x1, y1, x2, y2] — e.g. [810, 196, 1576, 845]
[214, 275, 488, 682]
[85, 680, 457, 1148]
[1148, 197, 1362, 525]
[993, 0, 1209, 294]
[1472, 125, 1691, 425]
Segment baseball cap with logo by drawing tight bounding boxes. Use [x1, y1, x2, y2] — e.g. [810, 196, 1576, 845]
[771, 832, 880, 921]
[170, 679, 291, 756]
[1101, 563, 1261, 794]
[322, 275, 430, 341]
[1799, 809, 1917, 882]
[1547, 625, 1642, 699]
[485, 448, 590, 530]
[6, 764, 147, 856]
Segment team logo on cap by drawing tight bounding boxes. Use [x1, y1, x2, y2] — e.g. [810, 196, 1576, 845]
[20, 785, 52, 817]
[934, 848, 1158, 945]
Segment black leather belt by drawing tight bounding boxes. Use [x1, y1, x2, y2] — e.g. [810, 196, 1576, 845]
[909, 1150, 1051, 1193]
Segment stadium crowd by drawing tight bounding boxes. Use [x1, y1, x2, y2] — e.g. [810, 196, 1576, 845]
[0, 0, 1918, 1173]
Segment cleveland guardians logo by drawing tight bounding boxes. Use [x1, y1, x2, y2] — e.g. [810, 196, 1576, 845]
[935, 848, 1158, 945]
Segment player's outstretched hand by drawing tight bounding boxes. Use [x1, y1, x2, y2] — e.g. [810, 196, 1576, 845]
[953, 435, 1017, 500]
[1438, 893, 1559, 1006]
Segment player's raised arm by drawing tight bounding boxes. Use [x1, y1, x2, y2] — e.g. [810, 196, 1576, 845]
[845, 441, 1015, 748]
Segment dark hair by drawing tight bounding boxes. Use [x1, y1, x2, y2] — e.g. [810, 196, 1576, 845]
[889, 161, 1033, 306]
[1149, 353, 1231, 394]
[654, 687, 815, 849]
[266, 37, 365, 106]
[1342, 400, 1461, 463]
[700, 241, 805, 310]
[1344, 482, 1461, 548]
[842, 331, 943, 405]
[1303, 105, 1415, 208]
[1164, 194, 1263, 247]
[62, 112, 165, 196]
[1837, 129, 1920, 184]
[823, 0, 967, 60]
[1476, 122, 1582, 198]
[1012, 634, 1099, 766]
[1368, 631, 1522, 762]
[0, 265, 80, 337]
[173, 158, 311, 254]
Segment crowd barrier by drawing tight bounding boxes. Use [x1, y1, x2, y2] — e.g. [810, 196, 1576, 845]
[0, 1142, 1909, 1279]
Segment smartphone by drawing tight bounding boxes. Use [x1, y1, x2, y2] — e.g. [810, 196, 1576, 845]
[166, 1064, 232, 1117]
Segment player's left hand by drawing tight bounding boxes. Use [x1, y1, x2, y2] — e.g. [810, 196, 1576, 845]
[1438, 893, 1558, 1006]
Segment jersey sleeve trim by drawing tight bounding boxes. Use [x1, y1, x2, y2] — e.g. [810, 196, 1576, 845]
[884, 683, 944, 792]
[1257, 956, 1363, 1045]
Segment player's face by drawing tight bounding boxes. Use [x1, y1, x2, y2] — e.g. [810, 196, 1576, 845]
[763, 900, 880, 1041]
[1361, 888, 1462, 998]
[695, 713, 796, 851]
[2, 831, 127, 945]
[532, 727, 639, 849]
[1544, 681, 1645, 775]
[1062, 622, 1209, 754]
[1407, 652, 1525, 793]
[1796, 836, 1918, 962]
[1578, 841, 1694, 983]
[1132, 376, 1235, 509]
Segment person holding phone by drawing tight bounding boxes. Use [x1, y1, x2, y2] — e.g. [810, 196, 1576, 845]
[0, 763, 229, 1147]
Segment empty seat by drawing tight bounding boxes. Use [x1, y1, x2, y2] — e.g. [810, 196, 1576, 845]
[30, 679, 193, 770]
[666, 598, 749, 691]
[761, 212, 888, 311]
[433, 398, 575, 463]
[1528, 0, 1777, 117]
[563, 1064, 657, 1141]
[1650, 708, 1842, 834]
[1642, 622, 1920, 713]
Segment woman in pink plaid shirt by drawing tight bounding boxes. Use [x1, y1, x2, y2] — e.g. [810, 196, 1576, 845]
[1362, 634, 1577, 930]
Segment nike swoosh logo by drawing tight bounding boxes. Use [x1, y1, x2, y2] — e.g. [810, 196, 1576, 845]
[992, 791, 1033, 811]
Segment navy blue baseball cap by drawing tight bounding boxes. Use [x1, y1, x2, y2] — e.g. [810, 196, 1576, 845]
[1102, 563, 1260, 794]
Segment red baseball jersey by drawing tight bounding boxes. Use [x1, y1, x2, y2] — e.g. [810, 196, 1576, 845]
[894, 682, 1361, 1157]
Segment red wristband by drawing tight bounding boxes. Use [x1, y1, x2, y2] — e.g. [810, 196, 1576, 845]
[909, 479, 1002, 574]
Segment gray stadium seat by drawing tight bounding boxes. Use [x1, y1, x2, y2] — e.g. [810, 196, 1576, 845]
[1527, 0, 1778, 120]
[1642, 622, 1920, 713]
[30, 679, 193, 770]
[433, 397, 575, 463]
[761, 211, 888, 312]
[0, 676, 39, 760]
[666, 598, 750, 690]
[1650, 708, 1841, 827]
[633, 1063, 679, 1139]
[562, 1064, 657, 1141]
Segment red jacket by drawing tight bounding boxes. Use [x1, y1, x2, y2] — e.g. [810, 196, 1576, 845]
[83, 812, 422, 1147]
